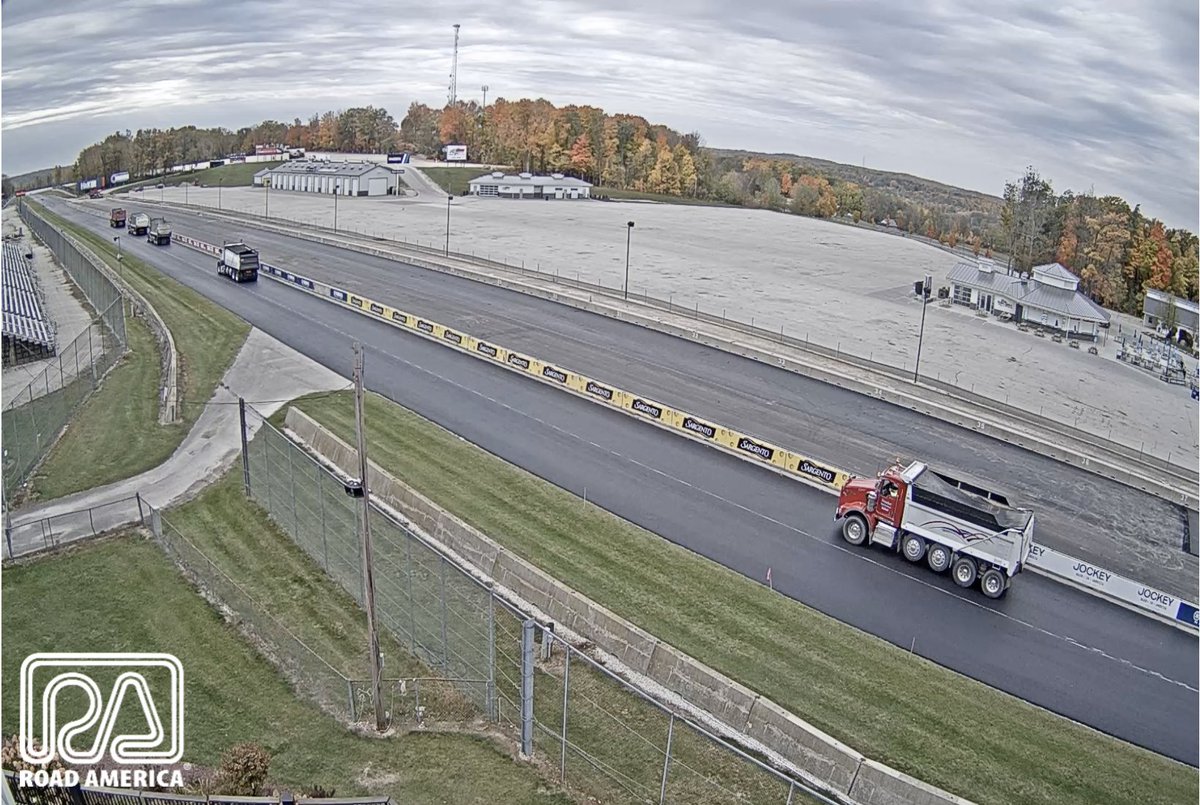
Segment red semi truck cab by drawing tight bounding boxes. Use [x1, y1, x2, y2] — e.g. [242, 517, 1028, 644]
[835, 461, 1035, 599]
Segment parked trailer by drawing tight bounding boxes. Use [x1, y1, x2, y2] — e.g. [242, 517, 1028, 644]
[128, 212, 151, 235]
[147, 217, 172, 245]
[217, 243, 259, 283]
[109, 208, 126, 228]
[834, 460, 1035, 598]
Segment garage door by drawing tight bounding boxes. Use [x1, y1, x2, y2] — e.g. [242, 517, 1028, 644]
[367, 177, 388, 196]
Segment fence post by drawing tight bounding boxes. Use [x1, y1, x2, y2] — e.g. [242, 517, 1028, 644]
[658, 712, 675, 805]
[521, 619, 535, 758]
[136, 492, 145, 525]
[487, 586, 496, 721]
[347, 679, 357, 721]
[405, 533, 417, 652]
[287, 436, 299, 538]
[439, 557, 450, 673]
[239, 398, 251, 496]
[560, 643, 570, 782]
[316, 462, 329, 571]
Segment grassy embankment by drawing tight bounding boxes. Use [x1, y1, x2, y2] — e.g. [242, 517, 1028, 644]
[285, 390, 1196, 805]
[23, 203, 249, 500]
[117, 161, 285, 194]
[0, 482, 571, 804]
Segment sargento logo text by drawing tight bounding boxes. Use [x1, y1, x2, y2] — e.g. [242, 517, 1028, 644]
[19, 653, 186, 787]
[799, 460, 835, 483]
[476, 342, 498, 357]
[737, 437, 774, 460]
[508, 354, 531, 370]
[542, 366, 567, 383]
[632, 399, 662, 418]
[682, 417, 715, 438]
[585, 381, 613, 400]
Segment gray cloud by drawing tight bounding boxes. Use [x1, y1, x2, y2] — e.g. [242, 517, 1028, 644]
[2, 0, 1196, 227]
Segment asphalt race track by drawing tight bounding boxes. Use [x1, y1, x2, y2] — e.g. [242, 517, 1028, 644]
[89, 200, 1198, 599]
[43, 198, 1200, 765]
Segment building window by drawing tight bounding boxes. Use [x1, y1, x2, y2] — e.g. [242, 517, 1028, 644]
[952, 285, 972, 305]
[477, 185, 498, 196]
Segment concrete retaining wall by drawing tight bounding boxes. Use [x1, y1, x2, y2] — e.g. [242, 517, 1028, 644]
[282, 406, 973, 805]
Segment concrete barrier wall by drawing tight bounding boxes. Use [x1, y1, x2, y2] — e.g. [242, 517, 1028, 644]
[282, 406, 973, 805]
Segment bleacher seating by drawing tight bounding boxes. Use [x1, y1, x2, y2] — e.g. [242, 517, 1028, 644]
[2, 241, 56, 366]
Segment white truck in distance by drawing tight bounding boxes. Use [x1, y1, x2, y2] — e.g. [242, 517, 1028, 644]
[217, 243, 259, 283]
[127, 212, 151, 236]
[147, 217, 172, 245]
[834, 460, 1035, 599]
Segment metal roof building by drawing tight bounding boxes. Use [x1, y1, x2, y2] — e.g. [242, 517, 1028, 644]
[946, 258, 1109, 339]
[467, 171, 592, 199]
[1143, 289, 1199, 344]
[254, 159, 400, 197]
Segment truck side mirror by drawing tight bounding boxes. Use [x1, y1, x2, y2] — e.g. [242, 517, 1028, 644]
[866, 492, 877, 513]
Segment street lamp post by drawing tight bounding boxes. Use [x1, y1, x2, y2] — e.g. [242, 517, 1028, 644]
[265, 179, 270, 218]
[623, 221, 635, 300]
[913, 273, 932, 382]
[334, 182, 340, 231]
[113, 236, 122, 275]
[445, 195, 452, 256]
[218, 178, 223, 210]
[184, 182, 188, 205]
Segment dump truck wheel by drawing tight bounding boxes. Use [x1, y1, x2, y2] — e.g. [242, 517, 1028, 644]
[841, 514, 868, 546]
[980, 569, 1008, 599]
[952, 556, 977, 588]
[901, 533, 926, 562]
[926, 543, 951, 573]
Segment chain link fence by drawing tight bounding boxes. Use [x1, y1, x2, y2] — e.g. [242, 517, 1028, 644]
[4, 202, 128, 498]
[241, 407, 833, 804]
[2, 495, 145, 560]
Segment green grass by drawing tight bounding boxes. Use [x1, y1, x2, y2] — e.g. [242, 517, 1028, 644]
[421, 166, 512, 196]
[1, 480, 571, 805]
[26, 202, 249, 500]
[119, 161, 285, 194]
[287, 391, 1197, 805]
[27, 309, 172, 500]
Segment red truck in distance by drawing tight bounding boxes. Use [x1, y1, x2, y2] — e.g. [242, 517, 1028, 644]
[834, 460, 1035, 599]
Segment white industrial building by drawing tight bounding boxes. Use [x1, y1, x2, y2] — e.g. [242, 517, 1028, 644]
[1143, 289, 1199, 346]
[253, 159, 400, 197]
[467, 171, 592, 199]
[946, 257, 1110, 339]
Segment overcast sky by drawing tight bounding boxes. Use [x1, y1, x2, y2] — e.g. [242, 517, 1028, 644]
[2, 0, 1197, 227]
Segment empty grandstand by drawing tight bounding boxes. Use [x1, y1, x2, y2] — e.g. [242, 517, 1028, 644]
[2, 242, 56, 367]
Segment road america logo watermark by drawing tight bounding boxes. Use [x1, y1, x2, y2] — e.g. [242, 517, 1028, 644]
[18, 653, 186, 789]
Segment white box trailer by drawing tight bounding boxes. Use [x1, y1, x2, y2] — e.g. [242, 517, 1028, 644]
[128, 213, 151, 235]
[835, 460, 1035, 598]
[217, 243, 259, 283]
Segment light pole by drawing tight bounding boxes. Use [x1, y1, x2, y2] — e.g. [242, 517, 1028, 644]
[623, 221, 635, 300]
[184, 182, 188, 205]
[913, 273, 931, 382]
[265, 179, 270, 218]
[113, 236, 122, 275]
[334, 181, 340, 231]
[445, 195, 452, 256]
[218, 178, 223, 210]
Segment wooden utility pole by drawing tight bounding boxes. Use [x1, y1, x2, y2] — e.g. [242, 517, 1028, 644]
[353, 342, 386, 731]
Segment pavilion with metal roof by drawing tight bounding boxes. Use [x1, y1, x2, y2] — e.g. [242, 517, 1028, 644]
[946, 257, 1109, 340]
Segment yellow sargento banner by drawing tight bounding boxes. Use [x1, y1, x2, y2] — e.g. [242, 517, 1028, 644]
[251, 258, 854, 492]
